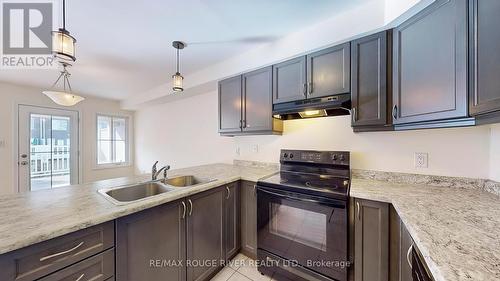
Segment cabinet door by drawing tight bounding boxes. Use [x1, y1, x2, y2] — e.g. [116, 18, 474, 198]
[240, 181, 257, 259]
[273, 56, 307, 104]
[186, 187, 225, 281]
[307, 42, 350, 98]
[352, 31, 389, 127]
[116, 200, 186, 281]
[224, 182, 241, 260]
[393, 0, 467, 124]
[354, 198, 389, 281]
[469, 0, 500, 115]
[219, 76, 242, 133]
[243, 67, 273, 132]
[400, 223, 413, 281]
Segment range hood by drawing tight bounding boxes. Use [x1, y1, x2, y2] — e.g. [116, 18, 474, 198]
[273, 93, 351, 120]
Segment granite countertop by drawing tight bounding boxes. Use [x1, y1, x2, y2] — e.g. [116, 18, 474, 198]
[350, 178, 500, 281]
[0, 163, 277, 255]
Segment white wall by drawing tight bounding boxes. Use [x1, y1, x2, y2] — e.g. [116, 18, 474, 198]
[490, 124, 500, 182]
[134, 90, 234, 174]
[134, 89, 494, 180]
[0, 82, 135, 195]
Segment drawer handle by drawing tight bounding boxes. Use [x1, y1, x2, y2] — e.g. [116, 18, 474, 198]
[75, 273, 85, 281]
[39, 241, 84, 262]
[226, 186, 230, 200]
[407, 244, 413, 269]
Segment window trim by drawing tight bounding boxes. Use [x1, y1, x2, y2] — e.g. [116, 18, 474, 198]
[94, 113, 132, 169]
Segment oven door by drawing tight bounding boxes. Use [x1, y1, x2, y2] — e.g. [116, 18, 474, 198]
[257, 185, 348, 281]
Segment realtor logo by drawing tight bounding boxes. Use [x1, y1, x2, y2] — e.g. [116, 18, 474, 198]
[1, 1, 56, 68]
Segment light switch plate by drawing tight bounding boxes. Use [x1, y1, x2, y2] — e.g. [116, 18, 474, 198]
[0, 140, 5, 148]
[414, 152, 428, 168]
[235, 146, 241, 156]
[251, 144, 259, 154]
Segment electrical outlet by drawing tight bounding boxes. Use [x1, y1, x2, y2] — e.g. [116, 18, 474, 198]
[235, 146, 241, 156]
[251, 144, 259, 154]
[414, 152, 428, 168]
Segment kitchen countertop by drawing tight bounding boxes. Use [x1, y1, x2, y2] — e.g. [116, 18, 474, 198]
[350, 178, 500, 281]
[0, 163, 277, 255]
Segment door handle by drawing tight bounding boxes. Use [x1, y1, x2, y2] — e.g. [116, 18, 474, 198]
[308, 82, 313, 94]
[226, 186, 230, 200]
[356, 202, 361, 220]
[407, 244, 413, 269]
[20, 161, 28, 166]
[303, 83, 307, 97]
[188, 199, 193, 216]
[352, 107, 357, 122]
[181, 201, 186, 219]
[393, 105, 398, 120]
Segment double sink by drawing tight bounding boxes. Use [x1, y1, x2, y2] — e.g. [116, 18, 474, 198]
[98, 175, 215, 205]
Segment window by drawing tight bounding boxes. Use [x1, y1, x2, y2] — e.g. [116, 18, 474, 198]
[96, 115, 129, 166]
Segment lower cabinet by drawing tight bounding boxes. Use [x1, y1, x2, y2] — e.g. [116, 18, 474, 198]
[240, 181, 258, 259]
[186, 187, 225, 281]
[116, 199, 186, 281]
[389, 206, 413, 281]
[116, 183, 236, 281]
[354, 198, 389, 281]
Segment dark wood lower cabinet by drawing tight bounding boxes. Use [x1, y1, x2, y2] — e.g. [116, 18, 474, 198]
[186, 187, 225, 281]
[116, 200, 186, 281]
[224, 182, 241, 260]
[354, 198, 389, 281]
[240, 181, 257, 259]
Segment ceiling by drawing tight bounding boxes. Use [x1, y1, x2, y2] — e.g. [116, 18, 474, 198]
[0, 0, 374, 101]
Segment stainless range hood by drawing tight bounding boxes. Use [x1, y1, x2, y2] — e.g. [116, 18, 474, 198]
[273, 93, 351, 120]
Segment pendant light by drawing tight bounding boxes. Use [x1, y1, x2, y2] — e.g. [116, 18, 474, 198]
[172, 41, 186, 92]
[52, 0, 76, 62]
[43, 63, 84, 106]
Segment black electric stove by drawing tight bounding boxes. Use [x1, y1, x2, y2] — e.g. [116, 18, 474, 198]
[256, 149, 351, 281]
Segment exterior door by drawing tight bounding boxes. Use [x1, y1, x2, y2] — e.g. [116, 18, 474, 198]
[18, 105, 79, 192]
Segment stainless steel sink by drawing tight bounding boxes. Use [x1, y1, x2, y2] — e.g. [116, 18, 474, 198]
[98, 182, 171, 205]
[161, 175, 213, 187]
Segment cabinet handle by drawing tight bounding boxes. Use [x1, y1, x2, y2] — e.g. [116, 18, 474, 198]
[393, 105, 398, 120]
[407, 244, 413, 269]
[253, 185, 257, 196]
[188, 199, 193, 216]
[181, 201, 186, 219]
[352, 107, 356, 122]
[303, 83, 307, 97]
[40, 241, 84, 262]
[75, 273, 85, 281]
[242, 120, 247, 128]
[356, 202, 361, 220]
[308, 82, 313, 94]
[226, 186, 230, 199]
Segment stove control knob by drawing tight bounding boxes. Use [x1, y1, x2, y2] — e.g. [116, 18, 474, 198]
[289, 153, 294, 159]
[339, 154, 345, 161]
[331, 154, 338, 161]
[283, 153, 288, 158]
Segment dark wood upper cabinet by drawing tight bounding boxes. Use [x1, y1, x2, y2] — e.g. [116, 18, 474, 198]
[393, 0, 468, 124]
[469, 0, 500, 117]
[116, 201, 186, 281]
[240, 181, 257, 259]
[219, 76, 242, 134]
[243, 67, 273, 132]
[307, 42, 351, 98]
[351, 31, 391, 128]
[224, 182, 240, 261]
[273, 56, 307, 104]
[186, 187, 225, 281]
[354, 198, 389, 281]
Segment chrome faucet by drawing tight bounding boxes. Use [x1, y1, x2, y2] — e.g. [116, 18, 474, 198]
[152, 161, 170, 181]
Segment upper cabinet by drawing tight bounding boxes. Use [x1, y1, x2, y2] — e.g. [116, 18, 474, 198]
[307, 43, 351, 98]
[469, 0, 500, 121]
[351, 31, 392, 130]
[393, 0, 469, 125]
[273, 57, 307, 104]
[219, 76, 242, 134]
[219, 68, 282, 136]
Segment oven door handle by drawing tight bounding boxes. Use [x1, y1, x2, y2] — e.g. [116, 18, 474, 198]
[258, 187, 345, 208]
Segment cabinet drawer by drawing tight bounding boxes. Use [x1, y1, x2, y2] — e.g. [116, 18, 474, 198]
[38, 248, 114, 281]
[0, 221, 114, 281]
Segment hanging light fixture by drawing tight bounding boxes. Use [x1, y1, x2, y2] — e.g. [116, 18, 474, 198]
[52, 0, 76, 62]
[172, 41, 186, 92]
[43, 63, 84, 106]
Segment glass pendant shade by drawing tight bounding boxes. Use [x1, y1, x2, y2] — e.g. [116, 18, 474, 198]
[172, 72, 184, 92]
[42, 91, 84, 106]
[52, 29, 76, 62]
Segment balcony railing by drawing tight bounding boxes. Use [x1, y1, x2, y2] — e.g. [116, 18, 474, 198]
[30, 144, 70, 178]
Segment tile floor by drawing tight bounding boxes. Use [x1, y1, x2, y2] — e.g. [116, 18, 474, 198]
[210, 253, 275, 281]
